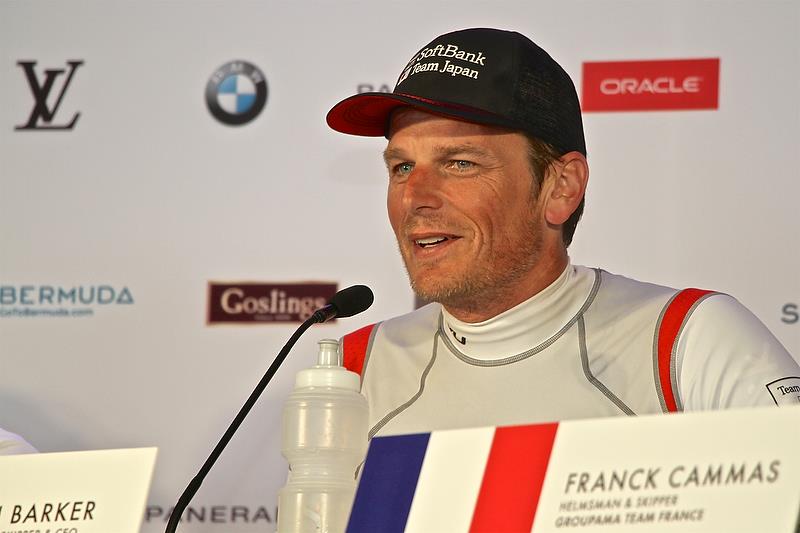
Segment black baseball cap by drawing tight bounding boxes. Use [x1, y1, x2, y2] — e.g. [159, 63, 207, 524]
[326, 28, 586, 155]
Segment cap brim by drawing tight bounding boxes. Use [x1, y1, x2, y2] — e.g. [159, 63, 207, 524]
[326, 92, 522, 138]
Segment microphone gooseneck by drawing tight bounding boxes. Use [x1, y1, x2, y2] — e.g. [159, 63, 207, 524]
[165, 285, 373, 533]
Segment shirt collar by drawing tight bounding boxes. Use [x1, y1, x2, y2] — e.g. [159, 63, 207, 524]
[440, 263, 596, 360]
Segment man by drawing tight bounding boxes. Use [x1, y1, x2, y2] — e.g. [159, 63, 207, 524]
[326, 28, 800, 438]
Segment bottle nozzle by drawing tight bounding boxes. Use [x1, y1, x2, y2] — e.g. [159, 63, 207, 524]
[317, 339, 341, 367]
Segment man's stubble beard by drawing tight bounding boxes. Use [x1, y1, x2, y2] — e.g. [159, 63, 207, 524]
[400, 213, 544, 317]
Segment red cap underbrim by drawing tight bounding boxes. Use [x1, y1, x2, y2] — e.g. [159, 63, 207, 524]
[326, 92, 516, 138]
[326, 93, 412, 137]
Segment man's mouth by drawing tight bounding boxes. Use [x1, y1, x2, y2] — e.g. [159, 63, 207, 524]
[414, 236, 450, 248]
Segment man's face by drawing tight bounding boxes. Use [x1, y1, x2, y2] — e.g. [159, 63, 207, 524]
[385, 109, 550, 316]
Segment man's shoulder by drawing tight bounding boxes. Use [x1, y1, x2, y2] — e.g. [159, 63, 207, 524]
[580, 266, 737, 331]
[343, 302, 441, 343]
[591, 266, 679, 298]
[341, 303, 441, 375]
[589, 267, 742, 319]
[576, 266, 678, 318]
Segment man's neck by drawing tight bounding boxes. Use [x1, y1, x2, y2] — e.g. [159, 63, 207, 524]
[442, 252, 569, 323]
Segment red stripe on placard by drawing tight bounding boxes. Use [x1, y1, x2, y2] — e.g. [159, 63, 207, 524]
[342, 323, 376, 377]
[469, 423, 559, 533]
[657, 289, 714, 412]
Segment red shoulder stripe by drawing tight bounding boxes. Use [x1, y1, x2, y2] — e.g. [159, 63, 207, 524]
[342, 323, 377, 377]
[657, 288, 714, 412]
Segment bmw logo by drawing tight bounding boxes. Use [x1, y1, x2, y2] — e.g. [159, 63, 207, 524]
[205, 61, 268, 126]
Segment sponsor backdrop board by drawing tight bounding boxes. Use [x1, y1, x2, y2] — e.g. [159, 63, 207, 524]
[0, 1, 797, 531]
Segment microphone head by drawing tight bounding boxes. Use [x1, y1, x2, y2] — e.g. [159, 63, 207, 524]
[330, 285, 374, 319]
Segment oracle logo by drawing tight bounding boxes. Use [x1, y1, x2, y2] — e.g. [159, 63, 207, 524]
[599, 76, 701, 96]
[582, 59, 719, 112]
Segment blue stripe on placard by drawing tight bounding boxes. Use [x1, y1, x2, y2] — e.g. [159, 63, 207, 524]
[347, 432, 431, 533]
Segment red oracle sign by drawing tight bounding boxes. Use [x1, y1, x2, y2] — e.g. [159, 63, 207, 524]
[582, 58, 720, 112]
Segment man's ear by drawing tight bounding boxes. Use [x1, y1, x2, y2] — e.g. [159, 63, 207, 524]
[544, 151, 588, 225]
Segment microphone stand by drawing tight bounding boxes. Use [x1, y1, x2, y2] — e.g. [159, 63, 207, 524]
[165, 315, 318, 533]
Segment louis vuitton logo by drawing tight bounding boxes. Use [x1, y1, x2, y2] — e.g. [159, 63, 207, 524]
[15, 60, 84, 130]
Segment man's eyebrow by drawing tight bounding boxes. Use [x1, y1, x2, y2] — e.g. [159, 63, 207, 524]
[382, 147, 406, 166]
[433, 144, 493, 159]
[382, 144, 495, 165]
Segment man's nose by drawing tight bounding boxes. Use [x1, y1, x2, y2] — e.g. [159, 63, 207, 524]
[402, 166, 444, 211]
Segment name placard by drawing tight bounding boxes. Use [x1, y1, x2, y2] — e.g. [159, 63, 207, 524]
[0, 447, 157, 533]
[347, 406, 800, 532]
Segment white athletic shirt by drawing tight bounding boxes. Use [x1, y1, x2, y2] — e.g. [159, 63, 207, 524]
[0, 427, 36, 455]
[342, 265, 800, 438]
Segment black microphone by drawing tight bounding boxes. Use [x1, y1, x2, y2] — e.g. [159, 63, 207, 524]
[165, 285, 374, 533]
[311, 284, 374, 323]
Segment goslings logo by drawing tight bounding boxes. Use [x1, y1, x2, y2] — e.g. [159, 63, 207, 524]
[205, 61, 268, 126]
[0, 284, 134, 318]
[582, 58, 720, 112]
[207, 282, 337, 324]
[15, 60, 83, 130]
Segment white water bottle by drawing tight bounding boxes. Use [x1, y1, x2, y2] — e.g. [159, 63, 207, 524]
[277, 339, 369, 533]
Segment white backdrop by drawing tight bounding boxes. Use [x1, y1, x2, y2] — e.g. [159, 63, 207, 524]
[1, 1, 798, 531]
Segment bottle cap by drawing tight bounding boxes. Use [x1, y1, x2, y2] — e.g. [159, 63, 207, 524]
[294, 339, 361, 391]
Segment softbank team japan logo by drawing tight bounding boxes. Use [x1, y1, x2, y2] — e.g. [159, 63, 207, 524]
[0, 285, 134, 318]
[205, 61, 268, 125]
[207, 282, 337, 324]
[15, 60, 83, 130]
[397, 43, 487, 85]
[582, 58, 720, 112]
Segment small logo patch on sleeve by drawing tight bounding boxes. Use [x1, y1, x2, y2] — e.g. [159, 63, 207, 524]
[766, 377, 800, 406]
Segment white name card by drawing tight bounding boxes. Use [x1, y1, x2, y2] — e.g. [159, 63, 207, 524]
[0, 447, 157, 533]
[533, 406, 800, 532]
[348, 406, 800, 532]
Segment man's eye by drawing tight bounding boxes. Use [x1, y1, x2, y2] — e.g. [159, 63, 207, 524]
[394, 162, 414, 175]
[451, 160, 474, 171]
